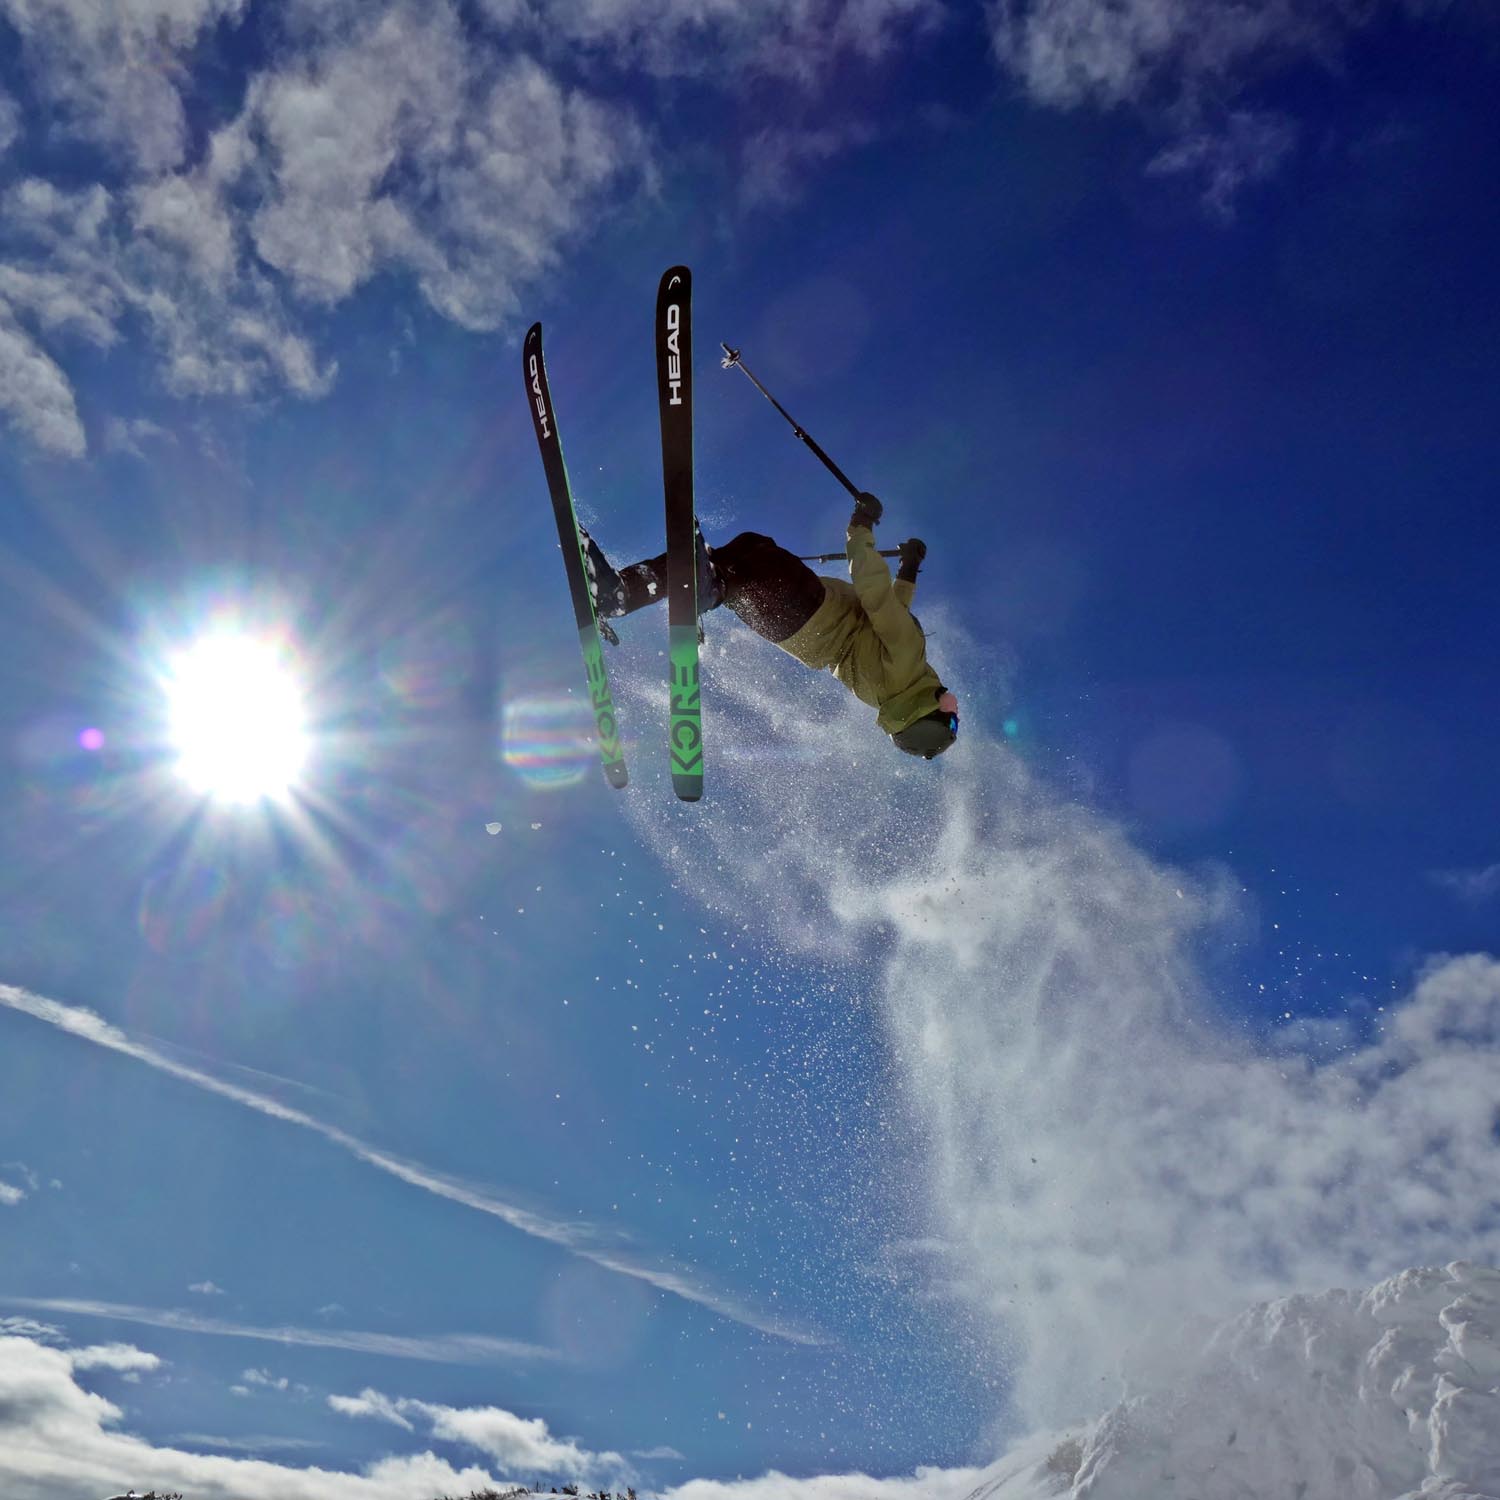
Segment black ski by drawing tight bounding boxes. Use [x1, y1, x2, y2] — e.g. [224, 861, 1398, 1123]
[656, 267, 703, 802]
[523, 322, 628, 791]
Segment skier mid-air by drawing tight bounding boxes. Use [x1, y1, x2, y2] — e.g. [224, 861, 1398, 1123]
[581, 489, 960, 760]
[525, 279, 956, 795]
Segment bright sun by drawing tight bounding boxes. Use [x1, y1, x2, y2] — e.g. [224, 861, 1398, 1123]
[166, 631, 310, 804]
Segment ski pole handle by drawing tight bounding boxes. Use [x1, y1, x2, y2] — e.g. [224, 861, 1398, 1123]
[720, 343, 865, 502]
[798, 549, 902, 562]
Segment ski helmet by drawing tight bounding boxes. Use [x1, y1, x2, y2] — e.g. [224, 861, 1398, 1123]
[891, 708, 958, 760]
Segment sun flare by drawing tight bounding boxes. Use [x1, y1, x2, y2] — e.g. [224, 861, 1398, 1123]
[165, 631, 310, 804]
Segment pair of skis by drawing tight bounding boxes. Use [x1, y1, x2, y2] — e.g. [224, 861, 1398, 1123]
[523, 266, 704, 802]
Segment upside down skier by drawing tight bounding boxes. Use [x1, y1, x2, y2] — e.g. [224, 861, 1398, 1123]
[584, 490, 960, 760]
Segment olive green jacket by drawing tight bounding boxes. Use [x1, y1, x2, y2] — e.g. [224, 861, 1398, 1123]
[775, 523, 945, 735]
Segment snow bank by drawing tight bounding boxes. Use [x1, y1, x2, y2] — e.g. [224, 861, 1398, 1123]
[969, 1262, 1500, 1500]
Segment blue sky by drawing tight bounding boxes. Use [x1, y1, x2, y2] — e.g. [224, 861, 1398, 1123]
[2, 2, 1499, 1497]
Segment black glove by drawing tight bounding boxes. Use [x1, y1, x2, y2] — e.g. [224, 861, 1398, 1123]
[849, 491, 883, 530]
[897, 537, 926, 582]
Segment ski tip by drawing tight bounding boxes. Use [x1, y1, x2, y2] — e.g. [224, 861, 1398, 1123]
[604, 761, 629, 791]
[672, 776, 703, 803]
[524, 321, 542, 346]
[659, 264, 691, 295]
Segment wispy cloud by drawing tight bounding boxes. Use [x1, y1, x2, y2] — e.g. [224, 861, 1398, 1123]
[740, 121, 879, 208]
[0, 981, 818, 1343]
[1146, 109, 1298, 221]
[1431, 862, 1500, 906]
[475, 0, 938, 82]
[0, 1296, 552, 1367]
[103, 414, 175, 459]
[988, 0, 1346, 110]
[985, 0, 1461, 216]
[188, 1280, 227, 1296]
[0, 1315, 60, 1340]
[0, 0, 243, 175]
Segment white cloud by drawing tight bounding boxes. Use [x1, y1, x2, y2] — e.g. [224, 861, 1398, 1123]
[187, 1281, 226, 1296]
[621, 621, 1500, 1428]
[328, 1388, 415, 1431]
[67, 1344, 162, 1375]
[661, 1464, 988, 1500]
[0, 1296, 550, 1367]
[0, 1330, 509, 1500]
[0, 1182, 24, 1207]
[0, 0, 654, 455]
[1432, 862, 1500, 906]
[633, 1444, 686, 1460]
[241, 1367, 291, 1391]
[0, 981, 817, 1343]
[244, 3, 468, 307]
[241, 12, 651, 330]
[329, 1385, 627, 1480]
[0, 171, 334, 454]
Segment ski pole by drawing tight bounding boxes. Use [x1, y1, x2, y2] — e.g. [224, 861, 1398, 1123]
[798, 549, 902, 562]
[720, 344, 865, 501]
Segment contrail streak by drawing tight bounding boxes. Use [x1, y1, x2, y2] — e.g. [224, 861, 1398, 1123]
[0, 982, 820, 1346]
[0, 1296, 552, 1365]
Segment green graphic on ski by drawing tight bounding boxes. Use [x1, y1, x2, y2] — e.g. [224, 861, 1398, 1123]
[656, 267, 702, 802]
[523, 322, 628, 790]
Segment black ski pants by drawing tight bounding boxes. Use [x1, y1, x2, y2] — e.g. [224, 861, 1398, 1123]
[619, 532, 825, 644]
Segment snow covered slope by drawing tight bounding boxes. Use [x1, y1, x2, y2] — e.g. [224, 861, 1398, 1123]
[963, 1262, 1500, 1500]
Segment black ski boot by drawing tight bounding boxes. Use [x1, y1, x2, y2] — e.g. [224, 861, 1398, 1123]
[577, 525, 626, 643]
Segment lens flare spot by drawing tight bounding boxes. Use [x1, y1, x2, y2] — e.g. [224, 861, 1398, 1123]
[501, 695, 596, 789]
[165, 631, 309, 804]
[78, 727, 105, 751]
[379, 617, 474, 708]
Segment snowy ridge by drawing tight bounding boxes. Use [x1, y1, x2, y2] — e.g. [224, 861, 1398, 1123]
[964, 1263, 1500, 1500]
